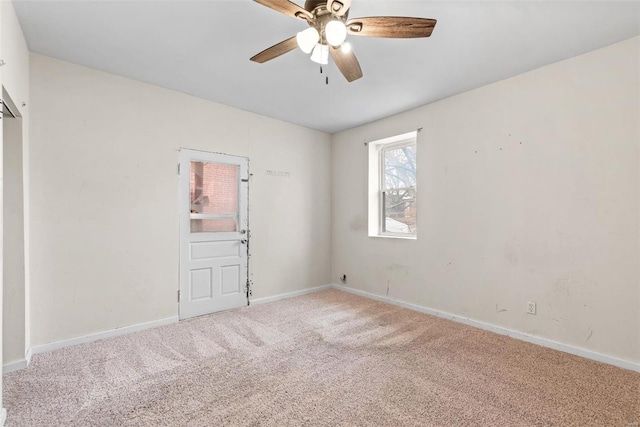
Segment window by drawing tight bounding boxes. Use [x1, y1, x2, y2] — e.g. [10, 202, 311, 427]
[190, 161, 239, 233]
[368, 131, 417, 238]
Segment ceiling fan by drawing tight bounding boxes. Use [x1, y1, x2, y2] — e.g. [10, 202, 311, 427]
[250, 0, 437, 83]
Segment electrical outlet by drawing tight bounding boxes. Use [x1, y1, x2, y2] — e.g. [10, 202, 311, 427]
[527, 301, 536, 315]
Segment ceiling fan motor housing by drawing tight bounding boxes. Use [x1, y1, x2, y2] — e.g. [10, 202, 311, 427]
[304, 0, 348, 14]
[304, 0, 325, 11]
[303, 1, 349, 43]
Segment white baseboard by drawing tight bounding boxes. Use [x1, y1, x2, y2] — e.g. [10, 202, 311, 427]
[332, 284, 640, 373]
[29, 316, 179, 357]
[0, 408, 6, 427]
[10, 287, 331, 373]
[8, 286, 637, 375]
[25, 347, 33, 365]
[250, 285, 333, 306]
[3, 348, 34, 375]
[3, 358, 28, 375]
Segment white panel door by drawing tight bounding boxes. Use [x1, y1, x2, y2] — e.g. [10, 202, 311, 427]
[179, 149, 249, 320]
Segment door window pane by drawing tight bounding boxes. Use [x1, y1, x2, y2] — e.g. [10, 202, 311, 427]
[190, 219, 237, 233]
[190, 161, 239, 232]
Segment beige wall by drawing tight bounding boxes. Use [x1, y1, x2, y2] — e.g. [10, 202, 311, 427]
[332, 37, 639, 363]
[28, 54, 332, 347]
[3, 114, 25, 366]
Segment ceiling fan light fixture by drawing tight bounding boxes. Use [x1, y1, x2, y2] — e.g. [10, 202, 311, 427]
[250, 0, 438, 83]
[310, 43, 329, 65]
[297, 27, 320, 54]
[325, 20, 347, 46]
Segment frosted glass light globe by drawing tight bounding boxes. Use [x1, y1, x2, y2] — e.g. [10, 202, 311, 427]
[296, 27, 320, 54]
[325, 20, 347, 46]
[310, 44, 329, 65]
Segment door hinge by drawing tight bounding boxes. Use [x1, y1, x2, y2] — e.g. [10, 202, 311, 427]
[177, 290, 181, 303]
[177, 163, 181, 175]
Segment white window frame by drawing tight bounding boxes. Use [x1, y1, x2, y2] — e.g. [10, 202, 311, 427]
[368, 131, 418, 239]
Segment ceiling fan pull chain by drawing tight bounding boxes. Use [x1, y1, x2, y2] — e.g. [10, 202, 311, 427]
[326, 60, 329, 85]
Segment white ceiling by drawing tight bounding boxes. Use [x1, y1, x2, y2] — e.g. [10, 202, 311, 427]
[13, 0, 640, 134]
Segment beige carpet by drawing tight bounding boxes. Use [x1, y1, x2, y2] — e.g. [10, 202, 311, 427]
[4, 289, 639, 426]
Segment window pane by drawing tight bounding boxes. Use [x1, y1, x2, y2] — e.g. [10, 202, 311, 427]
[384, 145, 416, 190]
[190, 161, 238, 233]
[190, 219, 237, 233]
[383, 188, 416, 234]
[368, 132, 418, 238]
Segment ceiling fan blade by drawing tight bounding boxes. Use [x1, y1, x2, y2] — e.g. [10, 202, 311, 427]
[254, 0, 313, 21]
[250, 36, 298, 63]
[327, 0, 351, 16]
[346, 17, 437, 38]
[329, 45, 363, 82]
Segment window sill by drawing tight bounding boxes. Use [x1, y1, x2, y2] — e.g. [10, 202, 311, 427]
[369, 234, 417, 240]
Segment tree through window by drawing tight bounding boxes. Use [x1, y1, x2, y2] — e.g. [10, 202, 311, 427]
[382, 142, 416, 234]
[367, 131, 417, 238]
[382, 143, 416, 234]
